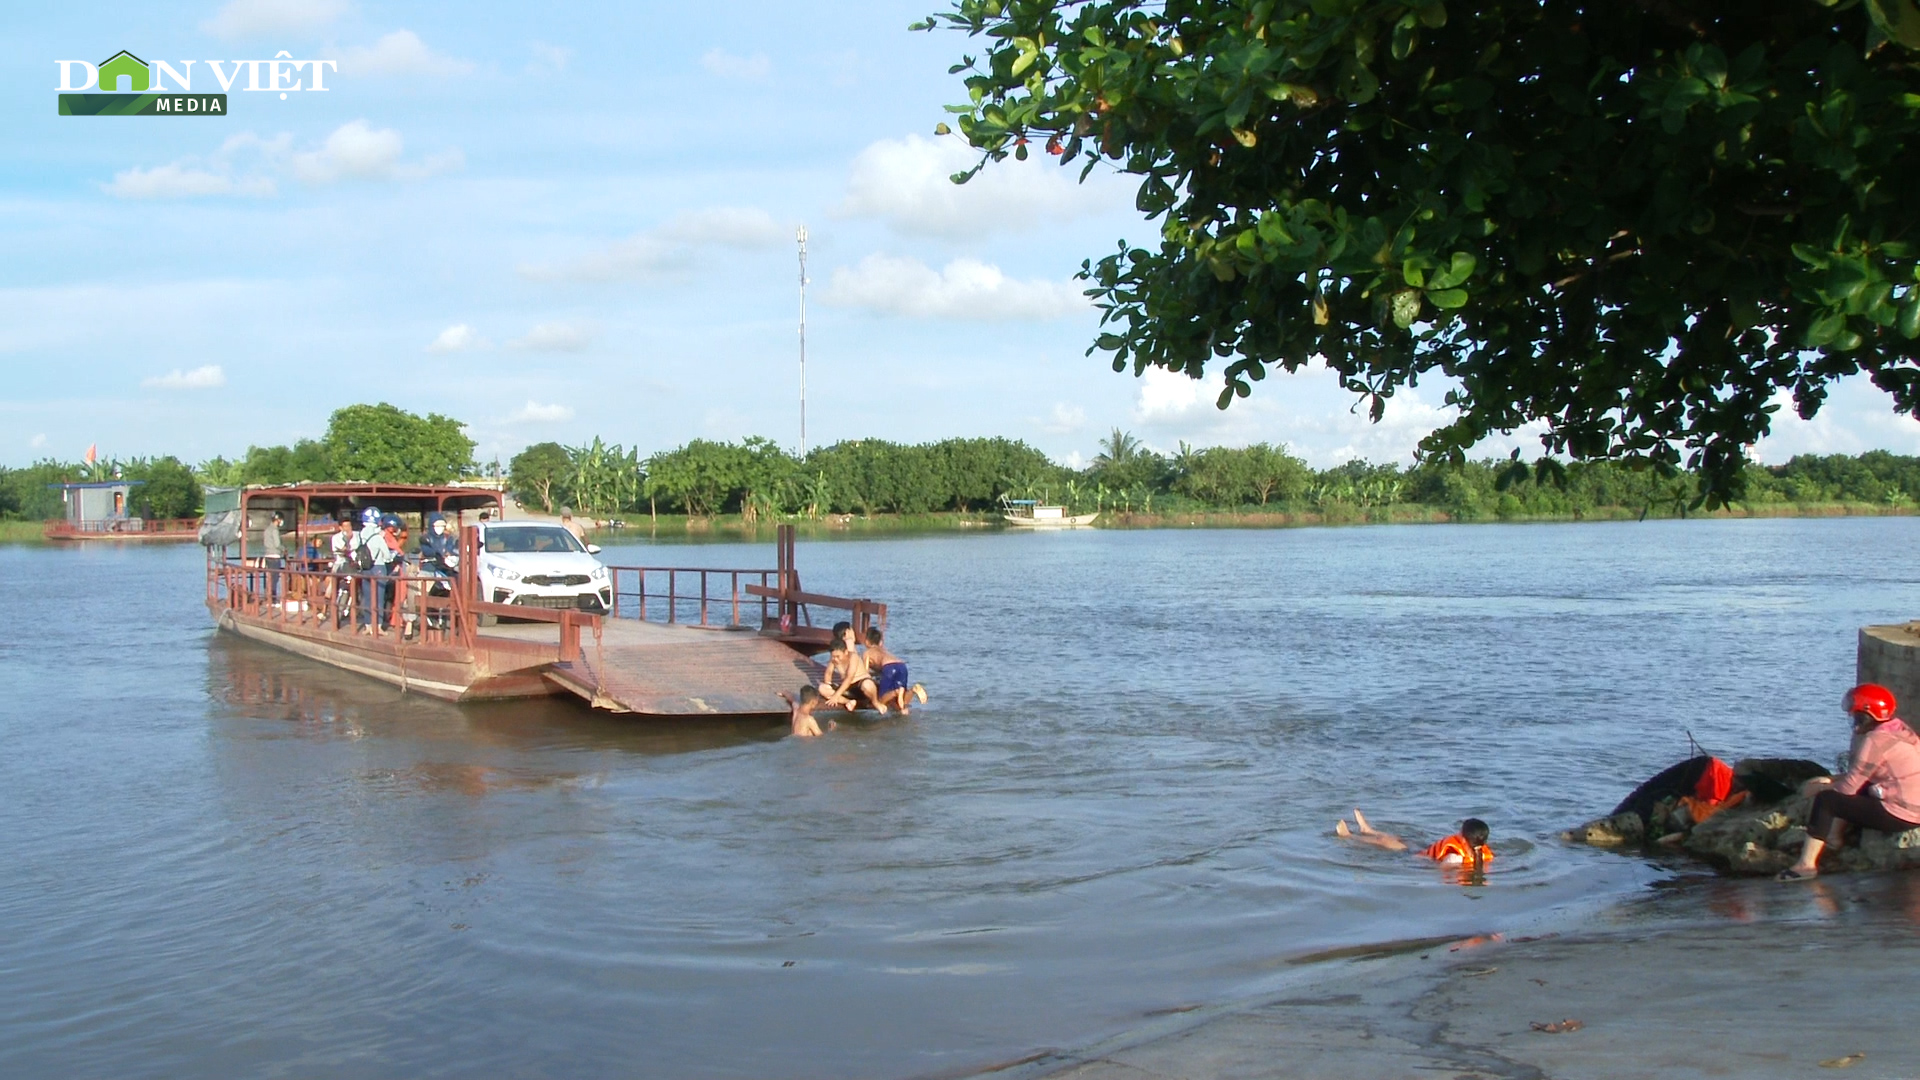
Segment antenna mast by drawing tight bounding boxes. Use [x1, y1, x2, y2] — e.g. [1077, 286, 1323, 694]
[797, 225, 808, 457]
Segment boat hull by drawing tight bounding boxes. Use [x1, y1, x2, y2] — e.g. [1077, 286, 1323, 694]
[1002, 511, 1100, 528]
[215, 608, 561, 702]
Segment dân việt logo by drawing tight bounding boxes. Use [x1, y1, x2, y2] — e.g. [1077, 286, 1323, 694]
[57, 50, 336, 117]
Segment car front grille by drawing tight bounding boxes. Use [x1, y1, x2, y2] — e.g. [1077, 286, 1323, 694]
[522, 574, 592, 586]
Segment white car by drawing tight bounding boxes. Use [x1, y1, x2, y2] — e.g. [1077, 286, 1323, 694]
[477, 521, 611, 613]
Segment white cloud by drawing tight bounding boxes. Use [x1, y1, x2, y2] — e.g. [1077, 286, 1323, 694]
[506, 322, 595, 352]
[1125, 363, 1555, 467]
[701, 48, 771, 80]
[334, 30, 475, 78]
[658, 207, 787, 248]
[528, 42, 572, 73]
[142, 365, 227, 390]
[1752, 381, 1920, 462]
[1040, 403, 1086, 434]
[821, 254, 1087, 320]
[519, 206, 785, 282]
[105, 123, 455, 197]
[30, 434, 47, 449]
[202, 0, 350, 40]
[102, 163, 276, 199]
[291, 120, 463, 183]
[838, 134, 1100, 237]
[426, 324, 488, 353]
[508, 400, 575, 424]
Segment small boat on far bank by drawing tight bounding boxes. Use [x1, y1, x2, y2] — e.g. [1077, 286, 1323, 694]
[1000, 499, 1099, 529]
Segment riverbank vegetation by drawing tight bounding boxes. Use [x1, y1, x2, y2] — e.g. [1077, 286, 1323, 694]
[8, 399, 1920, 537]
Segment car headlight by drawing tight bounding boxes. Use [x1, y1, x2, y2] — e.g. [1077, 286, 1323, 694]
[589, 565, 607, 581]
[494, 567, 521, 582]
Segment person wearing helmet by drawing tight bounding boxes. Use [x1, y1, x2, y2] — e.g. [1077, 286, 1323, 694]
[1778, 683, 1920, 881]
[354, 508, 400, 632]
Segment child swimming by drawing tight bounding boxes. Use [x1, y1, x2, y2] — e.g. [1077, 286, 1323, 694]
[1336, 809, 1495, 873]
[776, 686, 836, 737]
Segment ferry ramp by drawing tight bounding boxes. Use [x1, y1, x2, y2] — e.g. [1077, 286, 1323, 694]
[491, 620, 822, 716]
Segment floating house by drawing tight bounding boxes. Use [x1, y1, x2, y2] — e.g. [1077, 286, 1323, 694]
[44, 480, 198, 542]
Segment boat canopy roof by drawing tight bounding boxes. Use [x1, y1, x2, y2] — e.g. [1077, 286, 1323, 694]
[239, 483, 502, 521]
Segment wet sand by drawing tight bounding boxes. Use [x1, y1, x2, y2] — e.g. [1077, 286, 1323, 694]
[1001, 873, 1920, 1080]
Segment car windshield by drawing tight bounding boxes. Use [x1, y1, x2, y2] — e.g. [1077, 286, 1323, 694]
[484, 526, 585, 554]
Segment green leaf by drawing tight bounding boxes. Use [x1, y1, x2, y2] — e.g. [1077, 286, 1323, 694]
[1806, 311, 1847, 348]
[1427, 288, 1469, 309]
[1428, 251, 1477, 290]
[1693, 47, 1728, 89]
[1867, 0, 1920, 49]
[1900, 297, 1920, 339]
[1418, 2, 1447, 28]
[1402, 259, 1426, 287]
[1391, 18, 1417, 61]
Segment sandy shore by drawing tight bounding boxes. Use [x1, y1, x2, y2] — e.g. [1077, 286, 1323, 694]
[979, 873, 1920, 1080]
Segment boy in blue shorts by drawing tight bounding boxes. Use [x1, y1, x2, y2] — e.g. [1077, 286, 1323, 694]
[863, 626, 927, 715]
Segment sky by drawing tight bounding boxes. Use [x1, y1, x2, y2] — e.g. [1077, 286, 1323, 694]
[7, 0, 1920, 471]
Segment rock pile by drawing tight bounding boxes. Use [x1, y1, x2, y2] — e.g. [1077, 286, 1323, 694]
[1564, 757, 1920, 876]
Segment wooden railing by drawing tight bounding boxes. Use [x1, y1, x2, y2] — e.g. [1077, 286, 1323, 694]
[48, 517, 199, 538]
[606, 566, 777, 627]
[604, 527, 886, 648]
[208, 556, 475, 649]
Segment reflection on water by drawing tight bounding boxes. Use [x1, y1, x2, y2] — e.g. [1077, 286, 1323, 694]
[3, 517, 1919, 1078]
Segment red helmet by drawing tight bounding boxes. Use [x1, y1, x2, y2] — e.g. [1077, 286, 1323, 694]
[1844, 683, 1897, 722]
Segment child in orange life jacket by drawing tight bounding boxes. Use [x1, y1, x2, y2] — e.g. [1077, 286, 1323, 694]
[1336, 809, 1495, 872]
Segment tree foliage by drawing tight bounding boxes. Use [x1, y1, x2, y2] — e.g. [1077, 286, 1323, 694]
[123, 456, 201, 519]
[924, 0, 1920, 503]
[509, 442, 573, 513]
[323, 403, 474, 484]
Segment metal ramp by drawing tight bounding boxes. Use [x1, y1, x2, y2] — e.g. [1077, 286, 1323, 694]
[543, 619, 822, 716]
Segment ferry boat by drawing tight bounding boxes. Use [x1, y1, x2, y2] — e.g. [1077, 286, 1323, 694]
[1000, 498, 1099, 528]
[203, 483, 887, 716]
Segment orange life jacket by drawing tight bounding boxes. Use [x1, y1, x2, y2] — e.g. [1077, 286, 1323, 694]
[1425, 834, 1494, 865]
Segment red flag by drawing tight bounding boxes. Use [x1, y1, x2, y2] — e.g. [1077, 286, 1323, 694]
[84, 443, 97, 465]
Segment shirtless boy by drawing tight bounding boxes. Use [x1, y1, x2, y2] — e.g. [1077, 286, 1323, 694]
[777, 686, 835, 737]
[862, 627, 927, 715]
[820, 642, 887, 714]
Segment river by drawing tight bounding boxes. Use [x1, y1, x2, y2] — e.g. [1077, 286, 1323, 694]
[1, 517, 1911, 1077]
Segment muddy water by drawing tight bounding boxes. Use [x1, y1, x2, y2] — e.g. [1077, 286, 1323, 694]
[1, 518, 1913, 1077]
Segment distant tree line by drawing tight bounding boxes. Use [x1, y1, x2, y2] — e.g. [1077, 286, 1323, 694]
[10, 399, 1920, 526]
[504, 428, 1920, 523]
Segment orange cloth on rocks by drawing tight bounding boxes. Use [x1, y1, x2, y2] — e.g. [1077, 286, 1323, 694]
[1679, 789, 1748, 826]
[1424, 835, 1494, 865]
[1676, 757, 1746, 825]
[1694, 757, 1735, 803]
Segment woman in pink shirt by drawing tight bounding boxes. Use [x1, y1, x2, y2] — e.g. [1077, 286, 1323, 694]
[1779, 683, 1920, 881]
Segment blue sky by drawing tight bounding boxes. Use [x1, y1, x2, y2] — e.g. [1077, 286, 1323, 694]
[7, 0, 1919, 471]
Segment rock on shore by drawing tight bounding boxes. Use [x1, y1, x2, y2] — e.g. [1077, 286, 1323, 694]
[1563, 758, 1920, 875]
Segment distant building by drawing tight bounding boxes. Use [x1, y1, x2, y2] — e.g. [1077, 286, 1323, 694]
[45, 479, 200, 542]
[53, 480, 141, 527]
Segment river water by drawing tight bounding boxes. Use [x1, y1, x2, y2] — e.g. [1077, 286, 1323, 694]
[1, 517, 1914, 1078]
